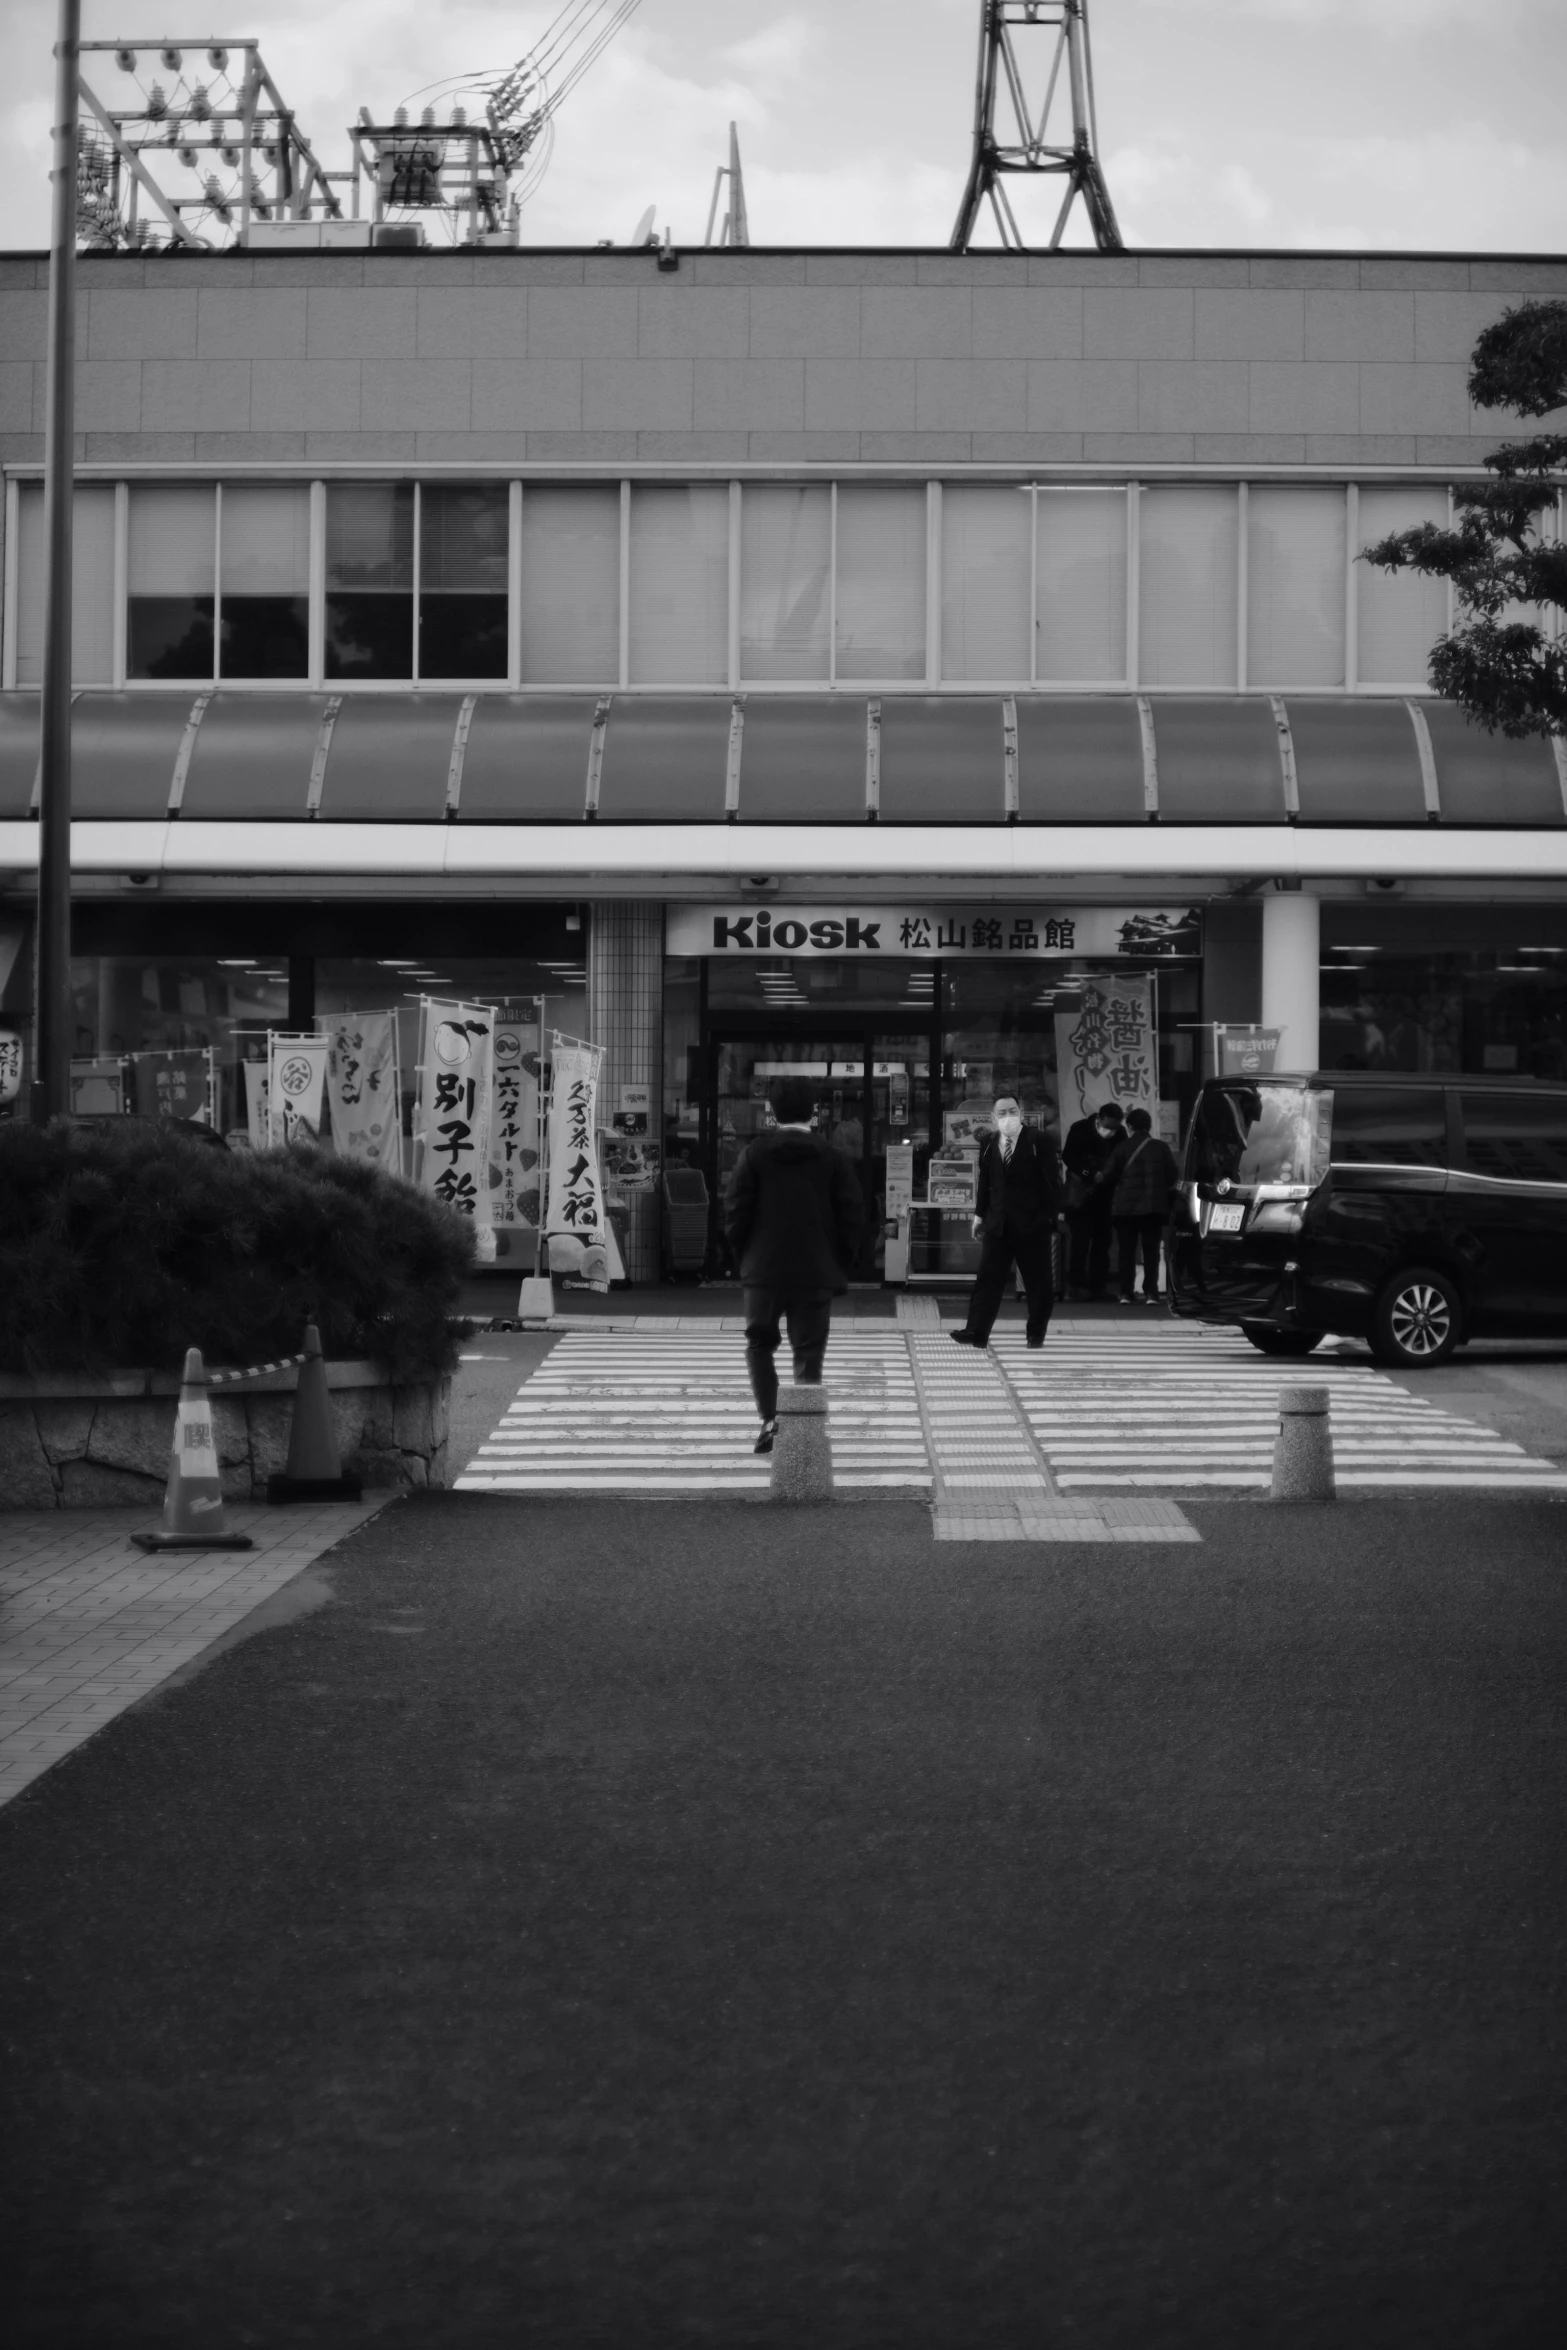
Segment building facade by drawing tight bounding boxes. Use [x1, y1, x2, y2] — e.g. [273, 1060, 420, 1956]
[2, 241, 1565, 1279]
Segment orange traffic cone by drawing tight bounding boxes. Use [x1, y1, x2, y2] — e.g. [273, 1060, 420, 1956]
[133, 1348, 254, 1552]
[267, 1323, 363, 1503]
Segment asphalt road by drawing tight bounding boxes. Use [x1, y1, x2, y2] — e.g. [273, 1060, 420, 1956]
[2, 1495, 1563, 2349]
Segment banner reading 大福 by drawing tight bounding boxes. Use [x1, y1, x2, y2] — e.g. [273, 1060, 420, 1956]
[1053, 975, 1157, 1127]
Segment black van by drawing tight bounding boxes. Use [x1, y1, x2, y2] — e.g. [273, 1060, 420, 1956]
[1167, 1072, 1567, 1368]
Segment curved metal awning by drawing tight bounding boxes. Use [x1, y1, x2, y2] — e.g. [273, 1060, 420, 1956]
[0, 690, 1562, 829]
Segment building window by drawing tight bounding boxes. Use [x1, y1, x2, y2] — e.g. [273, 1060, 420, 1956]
[418, 483, 508, 679]
[128, 484, 215, 680]
[1037, 488, 1128, 683]
[517, 485, 619, 684]
[941, 484, 1030, 683]
[629, 485, 728, 685]
[325, 483, 414, 680]
[220, 484, 310, 679]
[739, 485, 830, 681]
[1356, 488, 1450, 685]
[13, 484, 116, 686]
[835, 485, 926, 681]
[1247, 487, 1345, 689]
[1138, 486, 1239, 688]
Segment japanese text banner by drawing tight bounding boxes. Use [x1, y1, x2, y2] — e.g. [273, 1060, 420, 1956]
[326, 1011, 402, 1175]
[490, 1020, 541, 1232]
[415, 1001, 496, 1224]
[267, 1036, 328, 1145]
[544, 1043, 604, 1241]
[1054, 975, 1156, 1126]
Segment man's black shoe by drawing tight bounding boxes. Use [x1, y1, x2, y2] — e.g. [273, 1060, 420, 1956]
[753, 1419, 777, 1454]
[1026, 1334, 1046, 1349]
[950, 1328, 985, 1347]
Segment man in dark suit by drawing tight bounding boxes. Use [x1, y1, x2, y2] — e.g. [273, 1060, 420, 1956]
[1062, 1099, 1125, 1300]
[726, 1073, 864, 1454]
[951, 1095, 1065, 1350]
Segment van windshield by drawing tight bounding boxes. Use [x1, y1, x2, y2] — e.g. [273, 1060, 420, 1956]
[1187, 1083, 1326, 1188]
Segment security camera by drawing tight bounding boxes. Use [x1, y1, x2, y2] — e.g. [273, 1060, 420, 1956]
[740, 877, 780, 900]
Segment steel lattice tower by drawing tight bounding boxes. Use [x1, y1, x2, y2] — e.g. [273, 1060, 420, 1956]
[951, 1, 1122, 253]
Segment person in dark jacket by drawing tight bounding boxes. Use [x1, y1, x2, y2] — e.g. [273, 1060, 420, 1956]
[1105, 1106, 1179, 1304]
[951, 1095, 1065, 1350]
[726, 1074, 864, 1454]
[1061, 1100, 1125, 1299]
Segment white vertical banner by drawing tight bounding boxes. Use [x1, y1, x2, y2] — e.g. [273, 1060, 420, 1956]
[1053, 974, 1157, 1127]
[266, 1033, 330, 1146]
[324, 1011, 403, 1175]
[544, 1041, 605, 1239]
[490, 1017, 541, 1232]
[414, 1000, 496, 1223]
[242, 1060, 270, 1150]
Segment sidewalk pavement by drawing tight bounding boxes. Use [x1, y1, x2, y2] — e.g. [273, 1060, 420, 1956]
[1, 1492, 1562, 2348]
[0, 1501, 386, 1808]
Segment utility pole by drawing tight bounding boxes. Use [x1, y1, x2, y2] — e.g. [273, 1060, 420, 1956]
[32, 0, 79, 1124]
[951, 0, 1122, 254]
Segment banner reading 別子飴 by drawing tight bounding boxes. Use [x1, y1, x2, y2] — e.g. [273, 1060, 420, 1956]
[414, 1001, 495, 1223]
[325, 1011, 402, 1175]
[267, 1035, 329, 1146]
[1053, 975, 1157, 1127]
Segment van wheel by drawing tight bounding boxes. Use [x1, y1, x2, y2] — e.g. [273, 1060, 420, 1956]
[1241, 1323, 1323, 1357]
[1370, 1268, 1461, 1368]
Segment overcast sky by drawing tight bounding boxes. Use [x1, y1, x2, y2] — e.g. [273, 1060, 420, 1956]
[2, 0, 1563, 254]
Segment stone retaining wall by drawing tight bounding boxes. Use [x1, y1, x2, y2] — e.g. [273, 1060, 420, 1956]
[0, 1363, 450, 1509]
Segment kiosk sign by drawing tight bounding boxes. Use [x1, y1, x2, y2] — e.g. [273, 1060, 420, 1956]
[668, 906, 1201, 960]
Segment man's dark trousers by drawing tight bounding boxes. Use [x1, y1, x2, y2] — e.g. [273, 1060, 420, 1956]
[743, 1289, 833, 1420]
[964, 1226, 1055, 1345]
[1066, 1200, 1113, 1297]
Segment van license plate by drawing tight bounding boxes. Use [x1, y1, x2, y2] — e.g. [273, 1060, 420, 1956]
[1208, 1201, 1246, 1234]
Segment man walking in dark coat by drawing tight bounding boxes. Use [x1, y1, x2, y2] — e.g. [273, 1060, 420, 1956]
[951, 1095, 1065, 1350]
[1062, 1099, 1125, 1300]
[726, 1074, 864, 1454]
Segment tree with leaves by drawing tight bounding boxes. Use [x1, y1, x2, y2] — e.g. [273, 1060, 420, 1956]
[1364, 300, 1567, 739]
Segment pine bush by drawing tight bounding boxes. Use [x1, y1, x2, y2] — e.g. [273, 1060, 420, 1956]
[0, 1122, 473, 1381]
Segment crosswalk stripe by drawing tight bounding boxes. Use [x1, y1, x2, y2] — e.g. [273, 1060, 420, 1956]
[454, 1320, 1567, 1497]
[989, 1324, 1567, 1490]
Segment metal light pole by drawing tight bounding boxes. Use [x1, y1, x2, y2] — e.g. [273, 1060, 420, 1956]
[32, 0, 79, 1125]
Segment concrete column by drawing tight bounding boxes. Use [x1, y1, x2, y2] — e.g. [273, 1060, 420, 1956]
[586, 901, 664, 1284]
[1261, 889, 1320, 1074]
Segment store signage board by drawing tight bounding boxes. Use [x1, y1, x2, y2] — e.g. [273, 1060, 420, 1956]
[667, 906, 1202, 959]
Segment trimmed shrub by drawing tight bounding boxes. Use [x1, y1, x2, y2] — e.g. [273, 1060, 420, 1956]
[0, 1121, 473, 1381]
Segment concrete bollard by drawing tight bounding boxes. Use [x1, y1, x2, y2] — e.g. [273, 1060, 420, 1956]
[770, 1382, 834, 1502]
[1270, 1384, 1336, 1502]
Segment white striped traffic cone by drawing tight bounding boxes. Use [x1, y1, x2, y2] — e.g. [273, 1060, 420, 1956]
[133, 1347, 254, 1552]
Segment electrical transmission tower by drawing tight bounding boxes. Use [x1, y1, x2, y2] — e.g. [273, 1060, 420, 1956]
[950, 1, 1122, 253]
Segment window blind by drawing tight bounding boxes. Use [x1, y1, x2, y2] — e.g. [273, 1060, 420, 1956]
[835, 485, 926, 681]
[1357, 488, 1448, 685]
[518, 486, 620, 684]
[740, 485, 830, 680]
[941, 485, 1030, 681]
[221, 485, 309, 593]
[629, 485, 728, 685]
[1247, 488, 1346, 687]
[129, 485, 215, 594]
[1138, 487, 1238, 687]
[15, 484, 116, 685]
[1036, 489, 1127, 682]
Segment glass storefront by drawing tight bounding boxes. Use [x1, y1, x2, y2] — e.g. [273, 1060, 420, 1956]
[669, 947, 1201, 1281]
[1321, 949, 1567, 1080]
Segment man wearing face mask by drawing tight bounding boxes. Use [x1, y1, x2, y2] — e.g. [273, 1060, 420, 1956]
[951, 1095, 1064, 1351]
